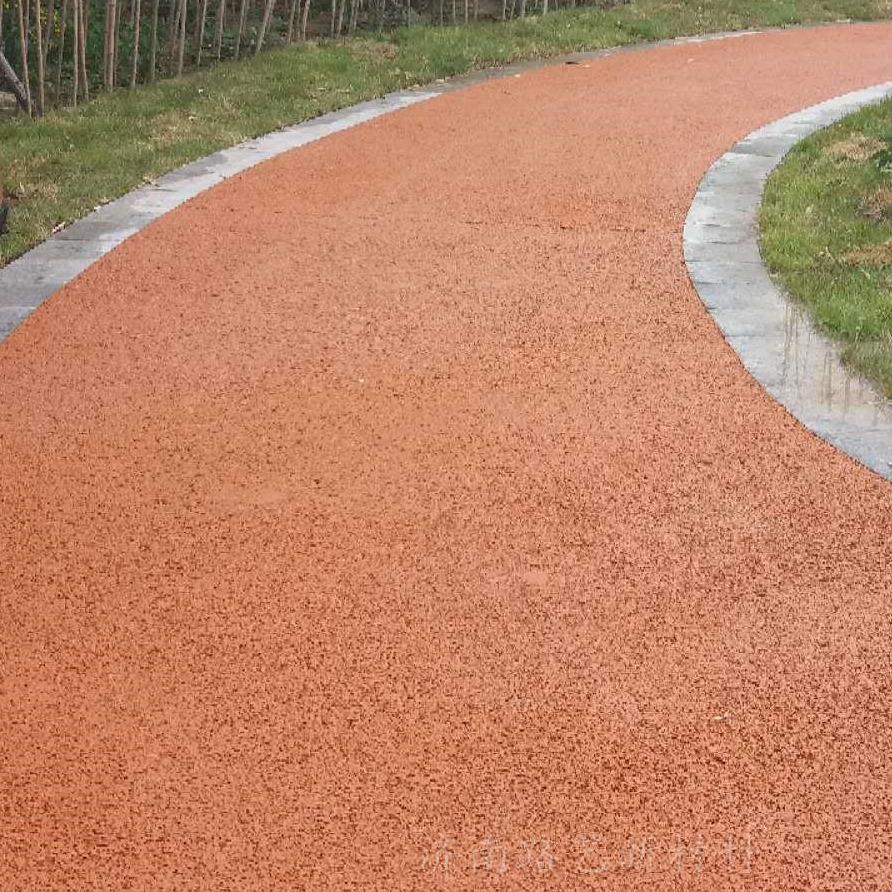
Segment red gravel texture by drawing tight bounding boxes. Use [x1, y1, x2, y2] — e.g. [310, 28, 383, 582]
[1, 24, 892, 891]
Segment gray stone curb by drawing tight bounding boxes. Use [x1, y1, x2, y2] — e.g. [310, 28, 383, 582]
[684, 81, 892, 482]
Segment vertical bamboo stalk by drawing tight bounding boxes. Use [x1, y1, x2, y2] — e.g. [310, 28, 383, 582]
[255, 0, 274, 53]
[299, 0, 309, 40]
[42, 0, 55, 71]
[286, 0, 297, 42]
[213, 0, 224, 58]
[130, 0, 141, 85]
[16, 0, 32, 115]
[103, 0, 110, 86]
[71, 0, 79, 104]
[165, 0, 178, 71]
[148, 0, 159, 78]
[104, 0, 118, 88]
[175, 0, 185, 74]
[113, 0, 123, 86]
[34, 0, 45, 112]
[78, 0, 89, 100]
[55, 0, 69, 100]
[233, 0, 247, 58]
[194, 0, 208, 65]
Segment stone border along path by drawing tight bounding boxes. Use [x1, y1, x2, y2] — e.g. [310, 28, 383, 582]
[0, 27, 801, 339]
[684, 82, 892, 482]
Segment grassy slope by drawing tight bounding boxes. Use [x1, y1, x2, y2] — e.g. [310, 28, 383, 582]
[761, 98, 892, 397]
[1, 0, 889, 265]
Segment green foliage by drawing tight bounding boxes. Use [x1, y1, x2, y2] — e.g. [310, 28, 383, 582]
[872, 143, 892, 172]
[761, 97, 892, 396]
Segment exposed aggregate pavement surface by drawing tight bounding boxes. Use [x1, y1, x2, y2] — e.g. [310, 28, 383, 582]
[1, 23, 892, 891]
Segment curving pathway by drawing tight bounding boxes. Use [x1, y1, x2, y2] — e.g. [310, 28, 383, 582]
[1, 23, 892, 891]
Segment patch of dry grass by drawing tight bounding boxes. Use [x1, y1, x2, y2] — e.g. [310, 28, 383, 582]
[841, 237, 892, 266]
[860, 185, 892, 221]
[824, 134, 886, 161]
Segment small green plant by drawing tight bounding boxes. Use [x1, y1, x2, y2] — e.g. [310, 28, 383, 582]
[871, 142, 892, 172]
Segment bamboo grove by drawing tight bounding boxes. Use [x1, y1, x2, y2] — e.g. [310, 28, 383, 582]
[0, 0, 625, 114]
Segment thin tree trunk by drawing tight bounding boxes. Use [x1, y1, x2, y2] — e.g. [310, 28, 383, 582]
[34, 0, 45, 113]
[113, 0, 123, 86]
[104, 0, 118, 89]
[285, 0, 297, 41]
[165, 0, 178, 70]
[299, 0, 309, 40]
[195, 0, 208, 64]
[255, 0, 274, 53]
[130, 0, 141, 85]
[176, 0, 186, 74]
[234, 0, 248, 58]
[348, 0, 357, 33]
[518, 0, 525, 17]
[16, 0, 31, 115]
[78, 0, 89, 99]
[71, 0, 79, 104]
[329, 0, 335, 36]
[541, 0, 547, 12]
[336, 0, 345, 34]
[103, 0, 110, 87]
[472, 0, 476, 20]
[450, 0, 454, 25]
[213, 0, 225, 57]
[148, 0, 159, 78]
[55, 0, 69, 100]
[41, 0, 55, 72]
[110, 0, 117, 88]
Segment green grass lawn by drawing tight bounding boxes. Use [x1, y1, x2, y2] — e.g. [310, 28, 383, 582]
[1, 0, 890, 266]
[761, 97, 892, 397]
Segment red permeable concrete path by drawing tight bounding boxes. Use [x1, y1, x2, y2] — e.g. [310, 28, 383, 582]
[2, 23, 892, 891]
